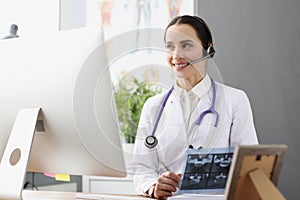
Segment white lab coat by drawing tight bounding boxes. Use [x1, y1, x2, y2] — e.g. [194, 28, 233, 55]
[131, 79, 258, 194]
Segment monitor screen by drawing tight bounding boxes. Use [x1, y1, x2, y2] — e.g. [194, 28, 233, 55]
[0, 26, 126, 197]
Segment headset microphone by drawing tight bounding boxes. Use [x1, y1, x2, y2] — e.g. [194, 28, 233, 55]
[188, 54, 211, 65]
[188, 45, 215, 65]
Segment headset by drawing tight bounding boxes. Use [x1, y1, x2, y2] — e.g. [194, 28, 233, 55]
[194, 16, 216, 58]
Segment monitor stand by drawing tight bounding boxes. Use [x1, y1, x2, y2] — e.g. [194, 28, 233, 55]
[0, 108, 41, 200]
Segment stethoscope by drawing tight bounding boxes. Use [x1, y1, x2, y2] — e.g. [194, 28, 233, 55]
[144, 76, 219, 149]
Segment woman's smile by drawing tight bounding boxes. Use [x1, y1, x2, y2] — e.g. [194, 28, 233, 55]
[172, 62, 190, 70]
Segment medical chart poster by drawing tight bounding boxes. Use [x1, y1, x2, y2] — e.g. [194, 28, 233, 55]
[97, 0, 194, 39]
[96, 0, 194, 86]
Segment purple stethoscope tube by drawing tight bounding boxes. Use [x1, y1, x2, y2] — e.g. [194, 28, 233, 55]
[144, 78, 219, 149]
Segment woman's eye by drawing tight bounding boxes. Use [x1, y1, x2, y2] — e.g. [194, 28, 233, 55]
[182, 43, 193, 49]
[165, 44, 175, 51]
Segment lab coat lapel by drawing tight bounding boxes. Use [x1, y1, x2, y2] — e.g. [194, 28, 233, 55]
[164, 94, 185, 132]
[158, 93, 188, 144]
[157, 93, 188, 170]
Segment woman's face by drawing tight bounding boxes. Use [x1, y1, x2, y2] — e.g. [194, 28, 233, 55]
[165, 24, 206, 81]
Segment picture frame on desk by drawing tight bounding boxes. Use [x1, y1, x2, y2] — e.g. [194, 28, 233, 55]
[225, 144, 287, 200]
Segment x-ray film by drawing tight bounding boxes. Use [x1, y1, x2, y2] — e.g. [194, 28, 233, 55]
[178, 147, 234, 194]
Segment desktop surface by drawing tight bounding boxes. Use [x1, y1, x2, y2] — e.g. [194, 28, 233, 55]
[22, 190, 148, 200]
[22, 190, 224, 200]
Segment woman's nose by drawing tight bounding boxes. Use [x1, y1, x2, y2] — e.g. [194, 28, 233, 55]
[172, 48, 184, 60]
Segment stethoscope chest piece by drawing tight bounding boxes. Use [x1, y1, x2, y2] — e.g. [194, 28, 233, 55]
[145, 135, 158, 149]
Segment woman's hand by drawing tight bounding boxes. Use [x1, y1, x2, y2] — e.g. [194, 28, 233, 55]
[154, 172, 181, 200]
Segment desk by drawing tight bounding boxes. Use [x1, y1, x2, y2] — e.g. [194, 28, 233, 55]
[22, 190, 150, 200]
[23, 190, 80, 200]
[22, 190, 224, 200]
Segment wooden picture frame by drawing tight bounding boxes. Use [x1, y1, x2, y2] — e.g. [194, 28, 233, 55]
[225, 144, 287, 200]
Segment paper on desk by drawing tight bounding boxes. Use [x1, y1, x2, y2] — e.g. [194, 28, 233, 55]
[168, 193, 225, 200]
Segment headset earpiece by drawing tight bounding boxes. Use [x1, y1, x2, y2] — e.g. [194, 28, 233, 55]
[202, 44, 215, 58]
[207, 44, 215, 58]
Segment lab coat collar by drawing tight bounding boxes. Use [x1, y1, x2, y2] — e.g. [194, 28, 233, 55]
[173, 74, 212, 99]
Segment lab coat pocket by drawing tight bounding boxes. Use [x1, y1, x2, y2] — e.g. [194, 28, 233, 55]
[193, 117, 232, 148]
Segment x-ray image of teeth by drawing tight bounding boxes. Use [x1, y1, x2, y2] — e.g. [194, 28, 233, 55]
[179, 147, 234, 193]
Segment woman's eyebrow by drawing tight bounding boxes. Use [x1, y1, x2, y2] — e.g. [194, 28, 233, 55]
[179, 40, 194, 44]
[165, 39, 194, 44]
[165, 41, 174, 44]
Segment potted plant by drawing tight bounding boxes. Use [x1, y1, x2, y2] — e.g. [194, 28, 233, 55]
[114, 76, 162, 144]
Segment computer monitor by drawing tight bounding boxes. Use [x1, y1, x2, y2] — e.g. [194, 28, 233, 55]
[0, 26, 126, 199]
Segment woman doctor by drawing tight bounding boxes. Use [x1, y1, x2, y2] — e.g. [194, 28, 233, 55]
[131, 15, 258, 199]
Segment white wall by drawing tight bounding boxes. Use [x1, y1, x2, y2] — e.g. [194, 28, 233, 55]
[60, 0, 87, 30]
[0, 0, 60, 38]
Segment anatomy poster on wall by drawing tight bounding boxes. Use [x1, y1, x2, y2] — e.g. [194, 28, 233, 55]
[97, 0, 194, 86]
[98, 0, 193, 39]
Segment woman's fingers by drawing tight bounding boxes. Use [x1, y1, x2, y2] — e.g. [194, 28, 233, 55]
[177, 173, 182, 178]
[154, 186, 172, 200]
[156, 181, 177, 192]
[163, 171, 181, 184]
[154, 171, 181, 199]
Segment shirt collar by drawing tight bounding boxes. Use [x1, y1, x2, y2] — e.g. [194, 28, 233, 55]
[173, 74, 212, 99]
[191, 74, 211, 99]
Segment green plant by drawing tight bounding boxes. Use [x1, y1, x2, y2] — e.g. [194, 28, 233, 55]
[114, 76, 162, 143]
